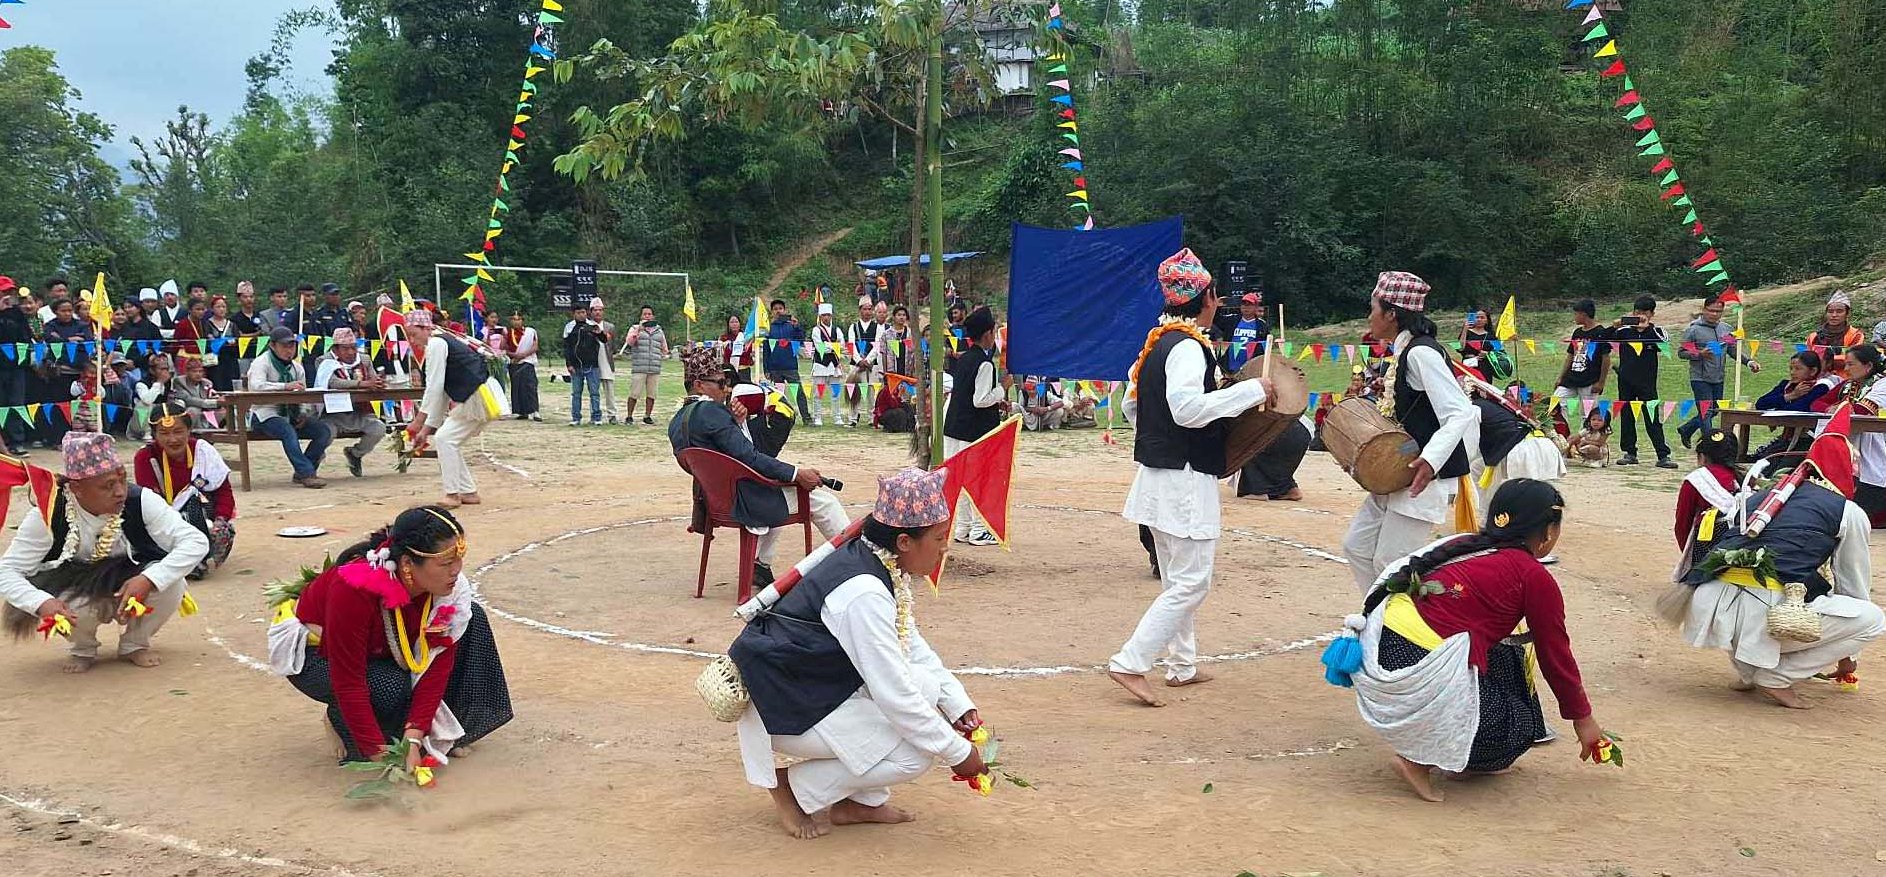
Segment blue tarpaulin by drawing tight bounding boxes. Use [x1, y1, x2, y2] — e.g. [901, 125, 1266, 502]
[854, 251, 984, 269]
[1005, 217, 1184, 380]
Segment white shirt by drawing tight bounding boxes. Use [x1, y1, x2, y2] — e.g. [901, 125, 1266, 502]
[1684, 501, 1873, 668]
[1857, 379, 1886, 487]
[810, 322, 847, 379]
[418, 335, 452, 422]
[244, 354, 308, 424]
[968, 350, 1002, 408]
[1384, 330, 1481, 524]
[1120, 329, 1268, 540]
[737, 573, 975, 787]
[0, 488, 212, 614]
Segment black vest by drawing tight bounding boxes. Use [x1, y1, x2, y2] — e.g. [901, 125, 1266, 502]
[1474, 398, 1530, 468]
[1133, 331, 1224, 477]
[440, 333, 490, 404]
[729, 539, 894, 735]
[43, 485, 164, 564]
[1683, 481, 1846, 600]
[944, 345, 1002, 443]
[1392, 335, 1470, 479]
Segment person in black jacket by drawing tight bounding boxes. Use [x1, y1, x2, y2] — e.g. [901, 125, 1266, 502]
[669, 347, 849, 585]
[562, 303, 605, 425]
[0, 281, 32, 453]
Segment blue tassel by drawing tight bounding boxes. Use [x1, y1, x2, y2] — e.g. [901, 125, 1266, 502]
[1320, 636, 1361, 687]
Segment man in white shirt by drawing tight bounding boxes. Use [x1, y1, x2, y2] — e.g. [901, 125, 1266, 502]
[1107, 249, 1272, 707]
[1341, 271, 1481, 594]
[404, 309, 507, 507]
[502, 310, 541, 421]
[808, 303, 846, 426]
[941, 306, 1009, 546]
[246, 326, 333, 489]
[314, 327, 388, 478]
[0, 432, 210, 672]
[842, 298, 879, 428]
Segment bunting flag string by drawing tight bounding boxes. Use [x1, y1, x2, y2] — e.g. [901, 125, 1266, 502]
[0, 0, 23, 30]
[454, 0, 566, 327]
[1569, 0, 1742, 305]
[1044, 3, 1094, 231]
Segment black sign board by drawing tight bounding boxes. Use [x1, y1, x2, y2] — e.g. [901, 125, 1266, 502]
[1222, 260, 1249, 296]
[550, 260, 599, 310]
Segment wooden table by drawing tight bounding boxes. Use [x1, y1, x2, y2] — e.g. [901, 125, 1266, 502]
[1717, 408, 1886, 461]
[211, 388, 424, 491]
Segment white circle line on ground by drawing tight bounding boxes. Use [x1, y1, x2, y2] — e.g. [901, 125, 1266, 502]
[454, 507, 1348, 679]
[0, 790, 383, 877]
[477, 435, 532, 480]
[1143, 738, 1359, 765]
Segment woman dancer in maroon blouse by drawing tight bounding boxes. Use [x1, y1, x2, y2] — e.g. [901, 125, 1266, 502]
[275, 506, 512, 771]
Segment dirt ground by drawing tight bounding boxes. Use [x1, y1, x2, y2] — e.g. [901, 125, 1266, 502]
[2, 413, 1883, 877]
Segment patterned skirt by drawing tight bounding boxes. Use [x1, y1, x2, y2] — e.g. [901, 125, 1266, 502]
[287, 603, 514, 762]
[1377, 627, 1548, 772]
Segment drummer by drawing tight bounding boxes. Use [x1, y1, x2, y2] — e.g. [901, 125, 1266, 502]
[1107, 248, 1273, 707]
[1342, 272, 1480, 595]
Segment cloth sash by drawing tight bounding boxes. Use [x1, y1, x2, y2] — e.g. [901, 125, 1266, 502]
[164, 439, 231, 511]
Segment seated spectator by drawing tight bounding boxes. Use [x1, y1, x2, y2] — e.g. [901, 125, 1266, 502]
[1022, 376, 1068, 431]
[1064, 381, 1099, 429]
[1567, 409, 1611, 468]
[1807, 291, 1866, 374]
[169, 353, 222, 430]
[246, 326, 332, 489]
[1752, 350, 1833, 458]
[128, 354, 174, 441]
[68, 361, 104, 434]
[314, 327, 388, 478]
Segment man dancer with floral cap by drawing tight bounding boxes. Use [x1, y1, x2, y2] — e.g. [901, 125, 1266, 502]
[1343, 271, 1480, 595]
[1106, 248, 1273, 707]
[0, 432, 209, 672]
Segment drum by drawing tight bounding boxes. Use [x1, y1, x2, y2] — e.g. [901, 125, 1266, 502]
[1322, 398, 1420, 495]
[1224, 356, 1310, 473]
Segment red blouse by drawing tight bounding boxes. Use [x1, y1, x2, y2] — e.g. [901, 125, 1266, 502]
[1410, 546, 1593, 721]
[1674, 463, 1737, 548]
[132, 443, 236, 521]
[294, 561, 458, 758]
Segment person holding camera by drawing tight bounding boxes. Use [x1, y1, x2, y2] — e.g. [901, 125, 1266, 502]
[1609, 294, 1677, 468]
[625, 304, 668, 426]
[562, 302, 606, 426]
[670, 347, 849, 588]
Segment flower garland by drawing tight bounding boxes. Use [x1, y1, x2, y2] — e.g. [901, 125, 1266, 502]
[1125, 316, 1213, 402]
[867, 539, 915, 654]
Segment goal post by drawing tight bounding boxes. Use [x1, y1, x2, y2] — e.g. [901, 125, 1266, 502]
[431, 263, 696, 342]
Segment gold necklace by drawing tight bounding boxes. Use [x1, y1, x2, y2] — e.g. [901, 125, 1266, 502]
[386, 596, 436, 674]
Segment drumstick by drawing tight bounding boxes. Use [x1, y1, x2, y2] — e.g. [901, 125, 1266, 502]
[1257, 333, 1274, 412]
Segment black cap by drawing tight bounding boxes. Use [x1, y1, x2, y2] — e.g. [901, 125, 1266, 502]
[269, 325, 297, 344]
[320, 283, 341, 295]
[964, 306, 997, 339]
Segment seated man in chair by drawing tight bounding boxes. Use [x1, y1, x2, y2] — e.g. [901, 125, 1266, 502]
[669, 347, 849, 586]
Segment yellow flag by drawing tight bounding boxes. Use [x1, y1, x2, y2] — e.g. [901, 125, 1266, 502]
[399, 279, 417, 313]
[90, 272, 113, 335]
[683, 282, 698, 323]
[1494, 295, 1517, 341]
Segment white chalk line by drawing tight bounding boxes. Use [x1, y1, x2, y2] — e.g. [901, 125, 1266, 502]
[203, 623, 272, 674]
[476, 435, 532, 480]
[1143, 739, 1358, 765]
[0, 791, 383, 877]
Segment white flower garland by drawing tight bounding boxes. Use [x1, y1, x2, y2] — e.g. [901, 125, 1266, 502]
[866, 540, 915, 655]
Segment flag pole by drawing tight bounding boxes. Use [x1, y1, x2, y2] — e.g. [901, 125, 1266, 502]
[1732, 300, 1745, 407]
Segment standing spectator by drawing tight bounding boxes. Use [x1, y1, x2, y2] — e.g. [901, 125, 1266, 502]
[153, 281, 184, 339]
[624, 304, 668, 426]
[1676, 295, 1762, 447]
[719, 313, 752, 381]
[1609, 294, 1676, 468]
[1458, 306, 1493, 380]
[764, 298, 806, 414]
[1806, 290, 1865, 373]
[116, 296, 165, 375]
[1552, 299, 1609, 439]
[246, 326, 332, 488]
[314, 284, 348, 338]
[562, 303, 605, 426]
[502, 310, 541, 422]
[41, 298, 91, 445]
[38, 277, 67, 325]
[205, 295, 240, 391]
[1839, 344, 1886, 524]
[807, 302, 845, 426]
[588, 298, 620, 424]
[0, 282, 31, 453]
[302, 284, 346, 377]
[170, 296, 209, 357]
[259, 286, 295, 333]
[314, 327, 388, 478]
[843, 297, 880, 427]
[944, 302, 967, 365]
[185, 280, 210, 306]
[874, 304, 917, 427]
[1214, 292, 1269, 373]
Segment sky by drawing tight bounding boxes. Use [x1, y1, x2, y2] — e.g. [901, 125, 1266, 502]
[0, 0, 336, 158]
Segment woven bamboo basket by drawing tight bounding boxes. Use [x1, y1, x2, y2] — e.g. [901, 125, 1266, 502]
[1766, 582, 1823, 644]
[696, 655, 751, 722]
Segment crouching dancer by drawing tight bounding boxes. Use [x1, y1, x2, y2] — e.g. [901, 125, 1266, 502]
[730, 467, 986, 838]
[1, 432, 210, 672]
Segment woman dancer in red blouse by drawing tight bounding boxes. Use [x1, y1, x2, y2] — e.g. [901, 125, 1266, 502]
[132, 401, 236, 578]
[1345, 479, 1607, 802]
[273, 506, 513, 770]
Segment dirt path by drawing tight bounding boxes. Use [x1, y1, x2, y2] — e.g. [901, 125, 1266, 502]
[759, 226, 854, 298]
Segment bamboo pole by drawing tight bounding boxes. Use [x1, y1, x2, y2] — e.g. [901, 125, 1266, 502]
[924, 26, 948, 467]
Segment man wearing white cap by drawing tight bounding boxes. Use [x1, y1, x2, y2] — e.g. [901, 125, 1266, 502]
[0, 432, 209, 672]
[1342, 271, 1481, 595]
[588, 298, 620, 424]
[843, 297, 880, 428]
[314, 327, 388, 478]
[808, 302, 846, 427]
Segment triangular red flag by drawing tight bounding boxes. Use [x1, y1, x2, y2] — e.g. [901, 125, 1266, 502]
[1650, 158, 1674, 174]
[1059, 109, 1075, 120]
[1689, 248, 1720, 269]
[1803, 403, 1857, 498]
[1660, 182, 1687, 201]
[1631, 116, 1656, 131]
[483, 239, 496, 251]
[1600, 60, 1627, 78]
[1716, 285, 1742, 305]
[1691, 221, 1706, 236]
[1614, 90, 1640, 108]
[1073, 176, 1086, 188]
[511, 126, 527, 140]
[934, 417, 1022, 581]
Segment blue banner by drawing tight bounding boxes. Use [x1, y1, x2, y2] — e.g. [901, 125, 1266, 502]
[1005, 216, 1184, 380]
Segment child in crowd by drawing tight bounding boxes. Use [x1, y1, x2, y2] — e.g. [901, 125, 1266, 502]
[69, 361, 103, 433]
[128, 354, 174, 441]
[1673, 430, 1742, 553]
[1568, 409, 1611, 468]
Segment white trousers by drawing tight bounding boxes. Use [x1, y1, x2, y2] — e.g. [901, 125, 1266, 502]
[810, 376, 842, 422]
[943, 437, 991, 539]
[843, 370, 874, 419]
[1731, 599, 1886, 690]
[772, 716, 933, 813]
[756, 487, 850, 565]
[1108, 528, 1214, 682]
[1344, 494, 1438, 596]
[68, 581, 186, 659]
[435, 399, 493, 495]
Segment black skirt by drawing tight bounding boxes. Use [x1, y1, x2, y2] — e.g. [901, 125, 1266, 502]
[1377, 627, 1548, 772]
[287, 603, 514, 762]
[1237, 420, 1311, 498]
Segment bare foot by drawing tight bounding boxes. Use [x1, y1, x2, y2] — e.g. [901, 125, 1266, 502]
[125, 650, 162, 668]
[1278, 488, 1303, 501]
[1165, 669, 1214, 688]
[438, 494, 463, 509]
[1759, 685, 1814, 710]
[830, 799, 917, 826]
[457, 493, 482, 505]
[323, 720, 347, 761]
[449, 745, 474, 758]
[1107, 669, 1165, 707]
[62, 656, 95, 674]
[1392, 756, 1443, 802]
[768, 769, 828, 839]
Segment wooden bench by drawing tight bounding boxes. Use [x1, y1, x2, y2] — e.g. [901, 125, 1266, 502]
[209, 388, 428, 491]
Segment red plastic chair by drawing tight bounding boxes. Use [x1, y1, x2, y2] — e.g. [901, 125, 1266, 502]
[677, 448, 814, 604]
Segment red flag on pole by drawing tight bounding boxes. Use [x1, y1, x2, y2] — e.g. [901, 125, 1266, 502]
[1803, 403, 1857, 499]
[933, 417, 1022, 581]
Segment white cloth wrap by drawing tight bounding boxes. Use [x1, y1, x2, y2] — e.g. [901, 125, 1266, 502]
[1352, 599, 1480, 772]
